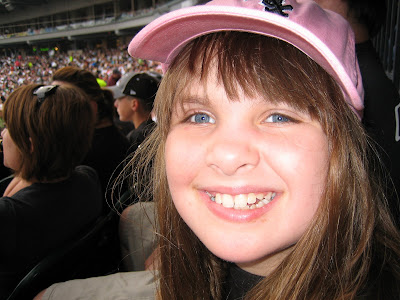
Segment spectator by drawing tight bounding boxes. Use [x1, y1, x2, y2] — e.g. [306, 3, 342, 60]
[0, 83, 102, 299]
[0, 48, 162, 100]
[51, 66, 131, 206]
[106, 71, 158, 149]
[51, 67, 133, 276]
[107, 68, 122, 86]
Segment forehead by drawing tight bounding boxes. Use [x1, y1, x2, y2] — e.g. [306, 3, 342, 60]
[173, 62, 295, 113]
[160, 32, 344, 130]
[116, 95, 133, 101]
[180, 69, 268, 107]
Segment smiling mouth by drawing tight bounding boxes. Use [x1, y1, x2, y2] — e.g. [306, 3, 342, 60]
[205, 191, 276, 210]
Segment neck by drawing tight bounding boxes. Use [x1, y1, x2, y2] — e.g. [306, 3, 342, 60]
[237, 246, 293, 277]
[133, 114, 150, 129]
[3, 176, 33, 197]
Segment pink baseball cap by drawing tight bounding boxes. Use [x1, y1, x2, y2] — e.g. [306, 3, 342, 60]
[128, 0, 364, 118]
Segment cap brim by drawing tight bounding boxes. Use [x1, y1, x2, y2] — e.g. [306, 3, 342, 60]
[128, 3, 364, 117]
[105, 85, 125, 99]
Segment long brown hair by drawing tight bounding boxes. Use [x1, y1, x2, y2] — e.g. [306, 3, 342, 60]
[129, 32, 400, 299]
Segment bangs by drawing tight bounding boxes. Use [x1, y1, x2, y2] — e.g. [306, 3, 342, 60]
[164, 31, 344, 132]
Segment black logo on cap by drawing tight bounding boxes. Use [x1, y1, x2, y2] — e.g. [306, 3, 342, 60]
[261, 0, 293, 17]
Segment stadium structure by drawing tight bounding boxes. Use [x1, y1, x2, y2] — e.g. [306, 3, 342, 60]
[0, 0, 398, 91]
[0, 0, 196, 54]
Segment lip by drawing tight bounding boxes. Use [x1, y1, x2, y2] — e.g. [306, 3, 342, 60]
[200, 189, 278, 223]
[200, 185, 277, 195]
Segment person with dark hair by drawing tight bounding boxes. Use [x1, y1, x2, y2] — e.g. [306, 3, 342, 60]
[52, 66, 131, 208]
[107, 68, 122, 86]
[106, 71, 158, 149]
[0, 83, 102, 299]
[315, 0, 400, 225]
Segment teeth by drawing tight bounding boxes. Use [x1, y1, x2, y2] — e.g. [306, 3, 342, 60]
[234, 194, 247, 209]
[222, 194, 234, 208]
[207, 191, 276, 210]
[248, 193, 256, 204]
[256, 201, 265, 208]
[215, 193, 222, 204]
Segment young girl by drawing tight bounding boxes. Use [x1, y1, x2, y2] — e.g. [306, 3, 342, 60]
[125, 0, 400, 299]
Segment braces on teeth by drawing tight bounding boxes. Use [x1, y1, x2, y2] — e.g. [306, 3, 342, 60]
[206, 191, 276, 209]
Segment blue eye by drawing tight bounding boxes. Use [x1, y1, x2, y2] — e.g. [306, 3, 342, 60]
[265, 114, 291, 123]
[190, 113, 216, 124]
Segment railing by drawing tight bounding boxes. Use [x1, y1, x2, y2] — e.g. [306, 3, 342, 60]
[0, 0, 189, 40]
[0, 8, 154, 39]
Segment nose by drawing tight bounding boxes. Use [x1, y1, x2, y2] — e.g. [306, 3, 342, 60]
[206, 131, 260, 176]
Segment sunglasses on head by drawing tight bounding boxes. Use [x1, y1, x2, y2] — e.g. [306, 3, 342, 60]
[33, 85, 59, 105]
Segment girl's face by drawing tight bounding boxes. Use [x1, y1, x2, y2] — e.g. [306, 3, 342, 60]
[165, 71, 329, 276]
[1, 128, 21, 171]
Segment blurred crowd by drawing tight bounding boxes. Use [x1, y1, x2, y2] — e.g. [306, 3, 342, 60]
[0, 47, 162, 101]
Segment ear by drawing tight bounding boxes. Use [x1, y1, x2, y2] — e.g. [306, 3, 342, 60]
[131, 98, 139, 112]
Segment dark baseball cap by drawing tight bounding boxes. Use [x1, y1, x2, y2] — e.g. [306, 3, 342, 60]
[106, 71, 160, 101]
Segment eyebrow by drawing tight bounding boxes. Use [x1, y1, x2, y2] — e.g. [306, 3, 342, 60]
[178, 94, 212, 108]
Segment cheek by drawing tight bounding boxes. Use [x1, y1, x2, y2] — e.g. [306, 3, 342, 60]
[277, 131, 329, 211]
[272, 128, 328, 176]
[165, 129, 204, 201]
[294, 133, 328, 183]
[261, 128, 328, 209]
[3, 137, 21, 170]
[116, 105, 128, 120]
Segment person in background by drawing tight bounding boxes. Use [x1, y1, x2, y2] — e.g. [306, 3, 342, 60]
[106, 71, 159, 150]
[0, 83, 102, 299]
[109, 69, 136, 137]
[0, 153, 11, 180]
[0, 97, 11, 180]
[51, 67, 132, 277]
[314, 0, 400, 226]
[107, 68, 122, 86]
[51, 66, 131, 207]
